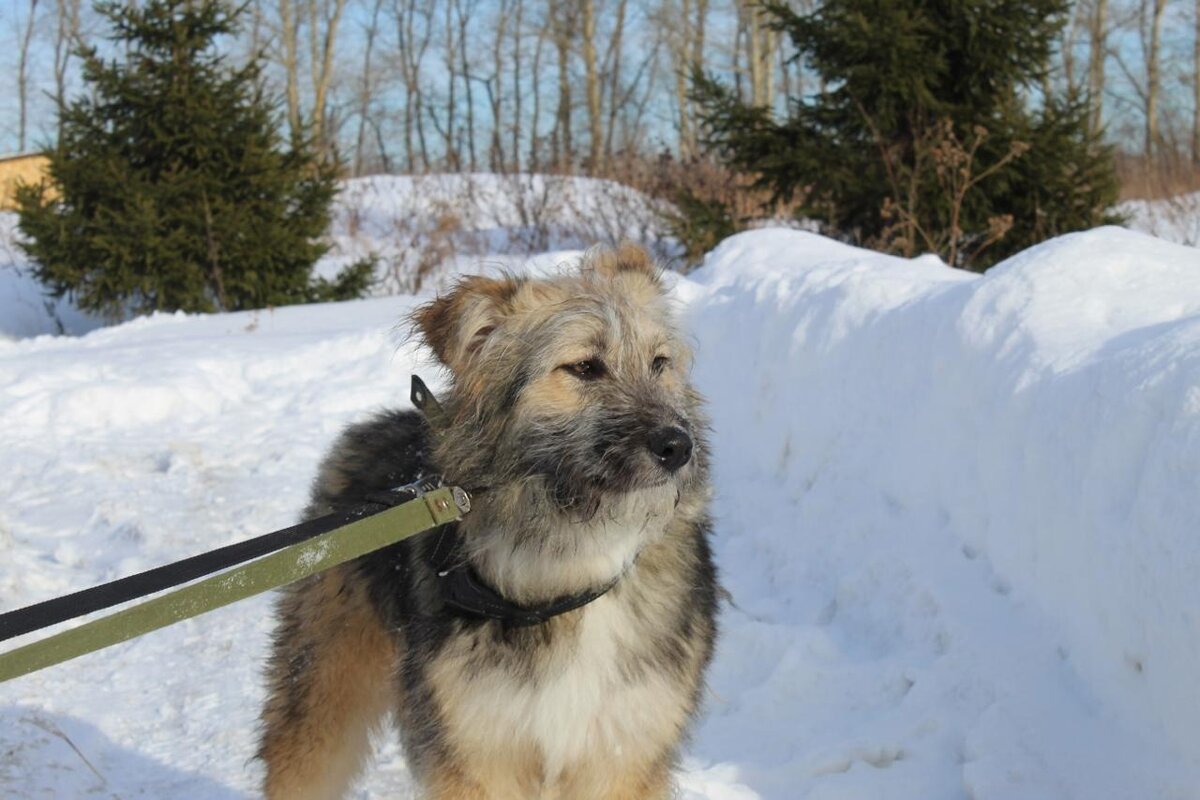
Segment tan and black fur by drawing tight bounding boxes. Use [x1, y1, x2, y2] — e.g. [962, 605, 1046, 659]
[258, 245, 718, 799]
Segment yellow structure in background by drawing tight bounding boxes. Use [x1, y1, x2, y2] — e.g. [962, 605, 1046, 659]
[0, 153, 51, 211]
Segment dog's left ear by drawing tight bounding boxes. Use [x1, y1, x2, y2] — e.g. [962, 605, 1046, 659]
[591, 243, 662, 287]
[412, 275, 517, 371]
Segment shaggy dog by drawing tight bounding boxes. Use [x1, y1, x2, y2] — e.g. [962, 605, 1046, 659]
[259, 244, 718, 799]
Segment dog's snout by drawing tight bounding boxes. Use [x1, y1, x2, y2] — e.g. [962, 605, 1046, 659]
[647, 426, 693, 472]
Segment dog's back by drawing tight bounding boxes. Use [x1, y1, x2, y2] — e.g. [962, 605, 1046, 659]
[259, 246, 718, 800]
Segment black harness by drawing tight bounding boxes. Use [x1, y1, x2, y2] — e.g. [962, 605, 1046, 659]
[410, 376, 619, 627]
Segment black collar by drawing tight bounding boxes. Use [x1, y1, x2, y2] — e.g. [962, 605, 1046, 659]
[427, 528, 618, 628]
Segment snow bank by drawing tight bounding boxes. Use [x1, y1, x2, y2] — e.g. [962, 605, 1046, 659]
[2, 226, 1199, 797]
[683, 227, 1200, 796]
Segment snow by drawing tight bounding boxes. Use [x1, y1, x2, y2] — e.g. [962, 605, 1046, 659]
[0, 214, 107, 340]
[3, 222, 1200, 796]
[1119, 192, 1200, 248]
[683, 228, 1200, 798]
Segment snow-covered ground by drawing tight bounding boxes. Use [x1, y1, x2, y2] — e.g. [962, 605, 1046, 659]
[2, 223, 1200, 798]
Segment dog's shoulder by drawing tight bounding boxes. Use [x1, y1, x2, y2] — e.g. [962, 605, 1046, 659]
[306, 408, 437, 516]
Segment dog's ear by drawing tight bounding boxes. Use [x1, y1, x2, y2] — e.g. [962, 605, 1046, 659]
[591, 243, 662, 286]
[412, 275, 518, 369]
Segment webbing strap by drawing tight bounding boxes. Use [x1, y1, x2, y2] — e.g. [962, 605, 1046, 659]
[0, 491, 420, 644]
[0, 486, 466, 684]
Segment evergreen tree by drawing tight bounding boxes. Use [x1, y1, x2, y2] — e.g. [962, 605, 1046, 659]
[693, 0, 1121, 270]
[16, 0, 363, 316]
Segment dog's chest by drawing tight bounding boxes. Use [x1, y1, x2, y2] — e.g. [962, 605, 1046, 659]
[432, 589, 687, 786]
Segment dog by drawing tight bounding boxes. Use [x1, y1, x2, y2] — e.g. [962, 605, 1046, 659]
[258, 244, 718, 799]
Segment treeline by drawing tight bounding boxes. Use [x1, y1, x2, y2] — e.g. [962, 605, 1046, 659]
[5, 0, 1200, 190]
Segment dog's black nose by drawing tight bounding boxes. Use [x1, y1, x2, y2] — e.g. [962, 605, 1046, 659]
[647, 426, 693, 472]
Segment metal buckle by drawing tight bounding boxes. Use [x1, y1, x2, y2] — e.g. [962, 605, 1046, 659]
[376, 476, 471, 520]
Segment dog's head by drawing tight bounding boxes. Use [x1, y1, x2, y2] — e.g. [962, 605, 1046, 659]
[412, 244, 706, 519]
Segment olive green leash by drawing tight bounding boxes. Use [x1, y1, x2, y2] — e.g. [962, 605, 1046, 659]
[0, 484, 469, 684]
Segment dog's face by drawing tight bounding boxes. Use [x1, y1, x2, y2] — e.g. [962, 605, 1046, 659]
[414, 245, 704, 518]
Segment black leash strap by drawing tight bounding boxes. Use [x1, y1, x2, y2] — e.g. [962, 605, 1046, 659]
[0, 481, 444, 645]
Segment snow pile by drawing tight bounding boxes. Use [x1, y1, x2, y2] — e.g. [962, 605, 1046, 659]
[684, 228, 1200, 797]
[2, 226, 1200, 797]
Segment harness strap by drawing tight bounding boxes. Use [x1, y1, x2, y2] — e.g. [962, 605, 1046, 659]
[411, 374, 450, 433]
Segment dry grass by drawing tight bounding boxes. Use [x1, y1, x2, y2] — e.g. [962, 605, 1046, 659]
[1116, 152, 1200, 201]
[603, 150, 795, 225]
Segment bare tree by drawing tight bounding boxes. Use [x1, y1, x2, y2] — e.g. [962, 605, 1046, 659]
[430, 1, 460, 168]
[582, 0, 602, 171]
[733, 0, 775, 109]
[1110, 0, 1174, 163]
[552, 0, 576, 170]
[529, 6, 548, 169]
[1061, 0, 1083, 92]
[394, 0, 433, 171]
[453, 0, 478, 171]
[353, 0, 386, 174]
[673, 0, 694, 156]
[307, 0, 350, 155]
[602, 0, 628, 164]
[692, 0, 708, 89]
[1143, 0, 1167, 160]
[509, 0, 525, 171]
[661, 0, 707, 157]
[51, 0, 82, 141]
[246, 0, 266, 58]
[17, 0, 42, 152]
[610, 15, 662, 155]
[1088, 0, 1109, 133]
[277, 0, 302, 141]
[549, 0, 575, 171]
[486, 0, 511, 172]
[1194, 0, 1200, 165]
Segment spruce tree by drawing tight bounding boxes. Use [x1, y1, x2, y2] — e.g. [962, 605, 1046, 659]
[16, 0, 360, 316]
[693, 0, 1120, 270]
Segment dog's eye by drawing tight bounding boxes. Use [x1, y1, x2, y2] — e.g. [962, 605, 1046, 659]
[652, 355, 671, 374]
[563, 359, 606, 380]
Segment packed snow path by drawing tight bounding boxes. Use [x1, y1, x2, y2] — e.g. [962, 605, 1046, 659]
[2, 227, 1199, 798]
